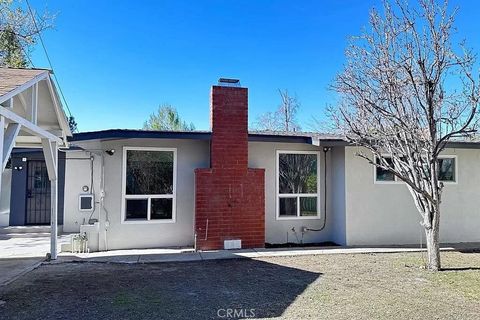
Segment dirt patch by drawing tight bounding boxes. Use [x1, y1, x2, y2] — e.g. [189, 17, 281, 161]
[0, 251, 479, 320]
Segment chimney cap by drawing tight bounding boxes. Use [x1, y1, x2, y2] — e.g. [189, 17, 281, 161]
[218, 78, 241, 87]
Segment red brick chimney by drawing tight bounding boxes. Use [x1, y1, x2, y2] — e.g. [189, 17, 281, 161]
[195, 79, 265, 250]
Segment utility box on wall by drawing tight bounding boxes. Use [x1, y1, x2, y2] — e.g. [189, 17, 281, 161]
[78, 194, 94, 211]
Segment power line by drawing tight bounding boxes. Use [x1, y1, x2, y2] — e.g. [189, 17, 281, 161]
[25, 0, 73, 118]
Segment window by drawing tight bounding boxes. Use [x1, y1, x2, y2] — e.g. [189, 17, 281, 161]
[277, 151, 320, 219]
[375, 156, 395, 182]
[438, 157, 456, 182]
[374, 155, 457, 183]
[122, 148, 176, 223]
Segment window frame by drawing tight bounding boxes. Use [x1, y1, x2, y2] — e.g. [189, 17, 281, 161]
[437, 155, 458, 184]
[373, 154, 458, 185]
[373, 155, 402, 184]
[121, 146, 177, 224]
[276, 150, 321, 220]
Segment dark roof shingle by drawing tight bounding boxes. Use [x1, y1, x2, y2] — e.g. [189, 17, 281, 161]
[0, 68, 49, 98]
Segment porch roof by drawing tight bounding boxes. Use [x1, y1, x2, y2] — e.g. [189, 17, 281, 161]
[0, 68, 47, 97]
[0, 67, 70, 260]
[0, 67, 72, 148]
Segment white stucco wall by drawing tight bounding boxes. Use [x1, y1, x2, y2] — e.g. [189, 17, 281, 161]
[344, 146, 480, 245]
[331, 147, 347, 245]
[63, 142, 102, 232]
[248, 142, 340, 245]
[64, 138, 345, 251]
[63, 138, 480, 251]
[64, 138, 209, 251]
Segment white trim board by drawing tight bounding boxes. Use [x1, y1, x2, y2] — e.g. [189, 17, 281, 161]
[121, 146, 178, 224]
[373, 154, 458, 185]
[0, 106, 62, 144]
[0, 71, 48, 105]
[275, 150, 321, 220]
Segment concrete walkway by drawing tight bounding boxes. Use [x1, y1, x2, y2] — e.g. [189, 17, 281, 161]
[0, 234, 71, 258]
[1, 231, 478, 287]
[54, 242, 480, 264]
[0, 231, 69, 287]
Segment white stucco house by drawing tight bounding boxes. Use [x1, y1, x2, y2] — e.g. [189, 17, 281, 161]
[49, 78, 479, 252]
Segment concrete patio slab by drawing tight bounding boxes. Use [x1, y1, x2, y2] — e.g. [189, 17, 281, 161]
[42, 243, 479, 265]
[56, 254, 141, 264]
[199, 249, 260, 260]
[139, 252, 202, 263]
[2, 236, 476, 269]
[0, 232, 71, 287]
[0, 234, 70, 258]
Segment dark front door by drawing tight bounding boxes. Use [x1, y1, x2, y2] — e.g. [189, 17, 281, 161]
[26, 160, 51, 225]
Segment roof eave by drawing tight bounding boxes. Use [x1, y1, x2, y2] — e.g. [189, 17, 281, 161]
[69, 129, 348, 145]
[0, 71, 49, 105]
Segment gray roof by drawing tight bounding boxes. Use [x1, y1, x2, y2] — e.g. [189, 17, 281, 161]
[69, 129, 346, 145]
[250, 130, 344, 140]
[69, 129, 480, 148]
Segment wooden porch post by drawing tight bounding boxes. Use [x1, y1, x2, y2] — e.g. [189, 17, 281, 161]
[50, 171, 58, 259]
[42, 139, 58, 260]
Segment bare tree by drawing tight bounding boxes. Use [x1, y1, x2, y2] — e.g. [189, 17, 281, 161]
[331, 0, 480, 270]
[254, 89, 301, 132]
[254, 111, 282, 131]
[278, 89, 301, 132]
[307, 114, 337, 133]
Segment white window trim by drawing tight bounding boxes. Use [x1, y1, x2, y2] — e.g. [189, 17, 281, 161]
[438, 155, 458, 185]
[276, 150, 321, 220]
[373, 154, 402, 185]
[373, 154, 458, 185]
[121, 146, 177, 224]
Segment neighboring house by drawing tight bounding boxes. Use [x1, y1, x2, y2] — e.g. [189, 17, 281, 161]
[54, 79, 479, 252]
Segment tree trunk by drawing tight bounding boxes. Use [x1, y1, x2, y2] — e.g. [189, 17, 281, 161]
[425, 226, 441, 271]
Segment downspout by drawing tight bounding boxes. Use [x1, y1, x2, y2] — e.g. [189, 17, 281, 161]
[100, 152, 109, 251]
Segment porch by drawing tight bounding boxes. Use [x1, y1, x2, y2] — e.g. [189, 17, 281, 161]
[0, 67, 71, 260]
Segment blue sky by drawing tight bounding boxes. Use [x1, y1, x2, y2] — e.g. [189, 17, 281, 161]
[28, 0, 480, 132]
